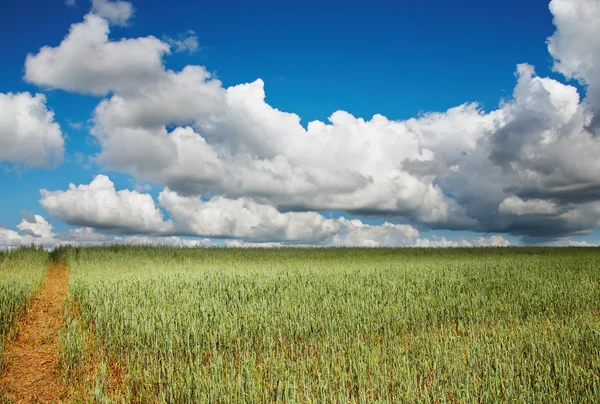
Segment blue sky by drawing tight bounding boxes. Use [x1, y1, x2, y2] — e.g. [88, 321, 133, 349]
[1, 0, 559, 117]
[1, 0, 599, 247]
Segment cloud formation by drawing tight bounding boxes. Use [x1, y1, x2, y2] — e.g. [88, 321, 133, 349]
[39, 175, 172, 234]
[20, 0, 600, 244]
[25, 14, 169, 95]
[0, 214, 211, 249]
[548, 0, 600, 126]
[0, 215, 56, 248]
[0, 92, 64, 168]
[0, 211, 509, 249]
[39, 175, 426, 246]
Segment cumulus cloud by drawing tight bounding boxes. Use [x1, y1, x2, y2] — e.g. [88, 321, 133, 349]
[0, 218, 214, 249]
[0, 213, 419, 249]
[92, 80, 479, 229]
[499, 196, 559, 216]
[435, 61, 600, 238]
[159, 189, 340, 242]
[329, 219, 420, 247]
[0, 216, 56, 248]
[472, 235, 511, 247]
[57, 226, 111, 244]
[17, 215, 54, 238]
[0, 92, 64, 168]
[415, 236, 471, 248]
[25, 14, 169, 95]
[548, 0, 600, 123]
[39, 175, 172, 234]
[39, 175, 423, 246]
[22, 0, 600, 242]
[89, 59, 600, 239]
[0, 228, 26, 248]
[23, 7, 476, 230]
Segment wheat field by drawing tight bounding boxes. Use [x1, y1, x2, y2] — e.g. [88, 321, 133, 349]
[40, 246, 599, 402]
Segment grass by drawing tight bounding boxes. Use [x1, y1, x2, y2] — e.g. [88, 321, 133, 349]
[0, 246, 48, 371]
[54, 246, 600, 403]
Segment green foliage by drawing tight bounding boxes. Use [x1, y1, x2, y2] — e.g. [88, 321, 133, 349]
[58, 299, 87, 381]
[60, 246, 600, 402]
[0, 246, 48, 370]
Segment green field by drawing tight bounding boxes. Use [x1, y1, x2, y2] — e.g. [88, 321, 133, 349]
[44, 246, 599, 402]
[1, 246, 599, 402]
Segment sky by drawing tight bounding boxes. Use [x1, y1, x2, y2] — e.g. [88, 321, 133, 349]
[1, 0, 599, 248]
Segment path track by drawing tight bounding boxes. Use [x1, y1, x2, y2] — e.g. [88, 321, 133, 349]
[0, 261, 68, 403]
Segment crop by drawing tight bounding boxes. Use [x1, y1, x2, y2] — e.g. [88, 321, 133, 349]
[58, 246, 600, 402]
[0, 246, 48, 370]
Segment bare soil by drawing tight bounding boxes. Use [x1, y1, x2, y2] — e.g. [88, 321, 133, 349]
[0, 262, 69, 403]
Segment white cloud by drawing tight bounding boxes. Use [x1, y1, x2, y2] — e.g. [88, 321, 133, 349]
[91, 0, 133, 26]
[472, 235, 510, 247]
[92, 66, 224, 131]
[92, 79, 479, 229]
[162, 191, 422, 245]
[0, 216, 56, 248]
[159, 189, 340, 242]
[415, 236, 471, 248]
[548, 0, 600, 109]
[57, 226, 111, 244]
[0, 218, 215, 249]
[161, 189, 420, 245]
[39, 175, 423, 246]
[329, 219, 419, 247]
[499, 196, 558, 216]
[25, 14, 169, 96]
[39, 175, 172, 234]
[0, 92, 64, 168]
[23, 10, 476, 229]
[0, 227, 28, 248]
[88, 58, 600, 238]
[438, 62, 600, 238]
[163, 187, 421, 245]
[17, 215, 54, 238]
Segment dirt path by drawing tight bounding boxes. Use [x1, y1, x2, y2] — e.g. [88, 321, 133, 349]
[0, 261, 68, 403]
